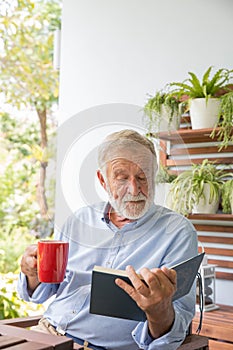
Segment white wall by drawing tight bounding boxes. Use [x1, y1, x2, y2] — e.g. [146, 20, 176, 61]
[59, 0, 233, 121]
[56, 0, 233, 305]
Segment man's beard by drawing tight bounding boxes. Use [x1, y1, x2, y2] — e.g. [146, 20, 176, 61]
[107, 189, 154, 220]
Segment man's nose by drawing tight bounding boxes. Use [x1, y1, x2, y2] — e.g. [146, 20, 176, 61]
[127, 177, 140, 195]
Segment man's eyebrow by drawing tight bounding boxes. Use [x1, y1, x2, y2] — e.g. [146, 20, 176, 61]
[113, 169, 127, 175]
[137, 168, 149, 175]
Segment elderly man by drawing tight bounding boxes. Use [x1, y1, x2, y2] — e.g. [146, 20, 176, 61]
[18, 129, 198, 350]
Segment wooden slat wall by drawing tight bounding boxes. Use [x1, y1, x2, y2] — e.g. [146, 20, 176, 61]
[166, 157, 233, 167]
[157, 125, 233, 281]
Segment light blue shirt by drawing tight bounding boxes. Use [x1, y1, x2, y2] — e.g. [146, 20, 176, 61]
[18, 203, 198, 350]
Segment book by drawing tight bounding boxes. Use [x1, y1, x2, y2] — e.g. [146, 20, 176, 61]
[89, 252, 205, 321]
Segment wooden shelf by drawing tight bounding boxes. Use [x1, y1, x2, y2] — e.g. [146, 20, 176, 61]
[157, 127, 233, 144]
[189, 214, 233, 236]
[157, 127, 233, 282]
[188, 214, 233, 221]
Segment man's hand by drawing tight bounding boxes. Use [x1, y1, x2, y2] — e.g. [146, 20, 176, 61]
[20, 244, 40, 295]
[115, 265, 176, 339]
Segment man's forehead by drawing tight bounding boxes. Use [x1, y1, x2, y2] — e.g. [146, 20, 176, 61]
[108, 157, 152, 173]
[107, 145, 153, 160]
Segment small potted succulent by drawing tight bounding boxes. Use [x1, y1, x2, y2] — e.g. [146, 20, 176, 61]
[221, 179, 233, 214]
[168, 159, 227, 216]
[143, 89, 183, 136]
[169, 66, 233, 138]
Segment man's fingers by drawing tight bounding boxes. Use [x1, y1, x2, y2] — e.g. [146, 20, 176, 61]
[26, 244, 38, 257]
[126, 265, 150, 296]
[150, 266, 176, 285]
[21, 244, 38, 276]
[161, 266, 177, 285]
[115, 265, 149, 298]
[115, 265, 177, 305]
[148, 267, 177, 298]
[25, 255, 37, 269]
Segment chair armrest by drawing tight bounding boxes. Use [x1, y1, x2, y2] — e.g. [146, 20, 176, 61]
[178, 334, 209, 349]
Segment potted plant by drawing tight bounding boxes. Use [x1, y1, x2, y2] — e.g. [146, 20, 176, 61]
[169, 66, 233, 132]
[154, 166, 177, 208]
[168, 159, 226, 216]
[221, 179, 233, 214]
[210, 90, 233, 150]
[143, 89, 183, 135]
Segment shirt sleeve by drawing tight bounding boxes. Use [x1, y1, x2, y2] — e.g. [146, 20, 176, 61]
[132, 216, 197, 349]
[17, 272, 59, 303]
[132, 292, 195, 349]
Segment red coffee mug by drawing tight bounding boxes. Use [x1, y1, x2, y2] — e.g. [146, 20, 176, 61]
[37, 240, 69, 283]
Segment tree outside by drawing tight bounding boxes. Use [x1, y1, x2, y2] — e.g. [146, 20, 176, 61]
[0, 0, 62, 318]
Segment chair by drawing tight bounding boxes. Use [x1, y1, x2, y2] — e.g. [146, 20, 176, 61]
[178, 334, 209, 349]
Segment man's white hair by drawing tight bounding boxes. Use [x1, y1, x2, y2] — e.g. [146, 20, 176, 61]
[97, 129, 158, 178]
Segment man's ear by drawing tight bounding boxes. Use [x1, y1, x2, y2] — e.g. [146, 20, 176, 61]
[97, 170, 107, 191]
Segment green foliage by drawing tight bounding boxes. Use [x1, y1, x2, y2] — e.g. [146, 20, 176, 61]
[0, 0, 61, 111]
[169, 160, 227, 216]
[155, 166, 177, 184]
[0, 112, 55, 272]
[144, 90, 182, 134]
[169, 66, 233, 149]
[0, 162, 38, 231]
[0, 112, 40, 156]
[0, 290, 21, 319]
[0, 0, 61, 220]
[0, 2, 59, 317]
[0, 273, 45, 319]
[211, 91, 233, 150]
[0, 113, 39, 235]
[221, 179, 233, 214]
[169, 66, 233, 100]
[0, 233, 34, 273]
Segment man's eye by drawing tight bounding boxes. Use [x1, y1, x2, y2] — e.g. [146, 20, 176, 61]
[137, 175, 146, 181]
[116, 176, 128, 181]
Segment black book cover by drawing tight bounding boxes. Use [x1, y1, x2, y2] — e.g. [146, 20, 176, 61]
[90, 253, 205, 321]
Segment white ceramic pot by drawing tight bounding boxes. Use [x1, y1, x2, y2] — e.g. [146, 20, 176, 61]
[189, 98, 220, 129]
[192, 183, 220, 214]
[153, 105, 181, 133]
[154, 183, 173, 209]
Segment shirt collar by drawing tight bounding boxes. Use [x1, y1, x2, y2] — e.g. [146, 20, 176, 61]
[101, 202, 156, 227]
[102, 202, 111, 224]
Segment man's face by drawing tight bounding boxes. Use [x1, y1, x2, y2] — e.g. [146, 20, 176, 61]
[101, 157, 154, 219]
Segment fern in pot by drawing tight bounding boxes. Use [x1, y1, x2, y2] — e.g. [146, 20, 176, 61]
[144, 89, 183, 136]
[221, 179, 233, 214]
[169, 66, 233, 132]
[169, 159, 226, 216]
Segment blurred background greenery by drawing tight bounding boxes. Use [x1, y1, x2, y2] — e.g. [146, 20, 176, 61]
[0, 0, 61, 319]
